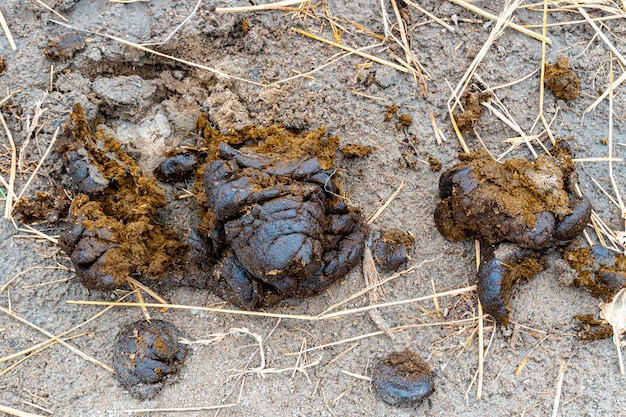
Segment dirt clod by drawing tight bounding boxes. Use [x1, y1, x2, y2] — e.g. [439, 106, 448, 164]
[372, 348, 435, 406]
[43, 32, 86, 61]
[545, 56, 579, 101]
[112, 319, 188, 400]
[375, 229, 415, 270]
[398, 113, 412, 127]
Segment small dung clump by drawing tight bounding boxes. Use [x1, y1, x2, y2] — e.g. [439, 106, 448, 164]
[375, 229, 415, 270]
[153, 154, 198, 183]
[455, 91, 492, 133]
[384, 103, 399, 122]
[43, 32, 86, 61]
[545, 56, 579, 100]
[478, 243, 545, 325]
[372, 348, 435, 406]
[434, 141, 591, 250]
[340, 144, 372, 158]
[113, 320, 188, 400]
[14, 188, 70, 224]
[57, 104, 184, 291]
[564, 245, 626, 300]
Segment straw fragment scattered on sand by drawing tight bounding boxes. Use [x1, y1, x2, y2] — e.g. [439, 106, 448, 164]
[0, 6, 17, 51]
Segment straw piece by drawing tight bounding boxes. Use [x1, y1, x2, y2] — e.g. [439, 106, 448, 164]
[403, 0, 455, 32]
[449, 0, 550, 44]
[0, 110, 17, 219]
[291, 28, 410, 73]
[216, 0, 308, 13]
[0, 7, 17, 51]
[0, 405, 45, 417]
[0, 307, 114, 373]
[33, 0, 69, 22]
[67, 285, 477, 321]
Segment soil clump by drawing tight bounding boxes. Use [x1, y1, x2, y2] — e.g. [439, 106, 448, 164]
[340, 144, 372, 158]
[564, 245, 626, 300]
[14, 188, 71, 224]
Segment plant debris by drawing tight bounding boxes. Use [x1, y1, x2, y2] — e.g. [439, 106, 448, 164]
[544, 56, 579, 101]
[599, 288, 626, 374]
[575, 313, 614, 340]
[43, 32, 86, 61]
[374, 229, 415, 270]
[371, 348, 435, 406]
[113, 319, 188, 399]
[0, 57, 6, 76]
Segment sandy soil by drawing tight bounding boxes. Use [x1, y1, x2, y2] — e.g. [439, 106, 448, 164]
[1, 1, 625, 416]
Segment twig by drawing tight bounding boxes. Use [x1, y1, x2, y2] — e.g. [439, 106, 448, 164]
[33, 0, 69, 22]
[68, 285, 478, 321]
[367, 179, 407, 224]
[363, 245, 395, 339]
[477, 299, 484, 400]
[14, 126, 60, 208]
[539, 0, 555, 146]
[447, 0, 523, 154]
[142, 0, 203, 46]
[50, 20, 266, 87]
[294, 316, 485, 354]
